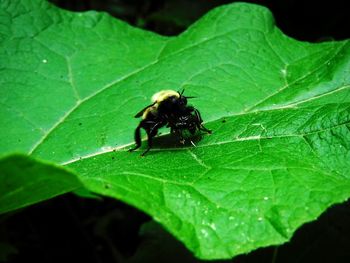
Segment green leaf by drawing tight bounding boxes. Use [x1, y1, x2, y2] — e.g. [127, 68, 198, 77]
[1, 0, 350, 259]
[0, 154, 81, 214]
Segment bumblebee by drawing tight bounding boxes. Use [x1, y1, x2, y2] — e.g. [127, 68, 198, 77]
[129, 89, 212, 156]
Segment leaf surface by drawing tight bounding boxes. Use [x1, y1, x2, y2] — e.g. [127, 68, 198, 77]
[0, 0, 349, 259]
[0, 154, 81, 214]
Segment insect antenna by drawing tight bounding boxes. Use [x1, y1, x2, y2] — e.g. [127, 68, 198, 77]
[178, 88, 185, 97]
[178, 88, 196, 99]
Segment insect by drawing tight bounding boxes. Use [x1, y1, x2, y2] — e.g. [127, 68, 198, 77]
[129, 89, 212, 156]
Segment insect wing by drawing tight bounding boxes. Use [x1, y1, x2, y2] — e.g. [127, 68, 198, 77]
[134, 102, 156, 118]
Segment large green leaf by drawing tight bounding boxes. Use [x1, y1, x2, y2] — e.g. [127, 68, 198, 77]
[1, 0, 350, 259]
[0, 154, 81, 214]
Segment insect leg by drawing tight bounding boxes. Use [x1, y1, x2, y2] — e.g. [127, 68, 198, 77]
[141, 121, 164, 156]
[200, 125, 212, 134]
[142, 128, 155, 156]
[194, 109, 212, 134]
[194, 109, 203, 122]
[129, 124, 142, 152]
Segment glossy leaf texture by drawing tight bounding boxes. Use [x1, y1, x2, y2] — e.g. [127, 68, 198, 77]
[1, 0, 350, 259]
[0, 154, 82, 214]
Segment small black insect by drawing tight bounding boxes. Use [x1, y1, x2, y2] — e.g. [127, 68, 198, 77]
[129, 89, 212, 156]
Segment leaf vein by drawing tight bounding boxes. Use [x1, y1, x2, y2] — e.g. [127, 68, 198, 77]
[244, 42, 347, 112]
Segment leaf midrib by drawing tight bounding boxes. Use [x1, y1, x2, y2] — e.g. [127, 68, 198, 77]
[27, 19, 347, 158]
[61, 116, 350, 166]
[28, 56, 163, 154]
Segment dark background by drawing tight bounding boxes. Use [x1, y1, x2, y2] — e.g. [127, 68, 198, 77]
[48, 0, 349, 41]
[1, 0, 350, 262]
[2, 194, 350, 263]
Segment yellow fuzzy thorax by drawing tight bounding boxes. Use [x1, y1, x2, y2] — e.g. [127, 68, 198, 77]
[141, 90, 180, 119]
[151, 90, 179, 103]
